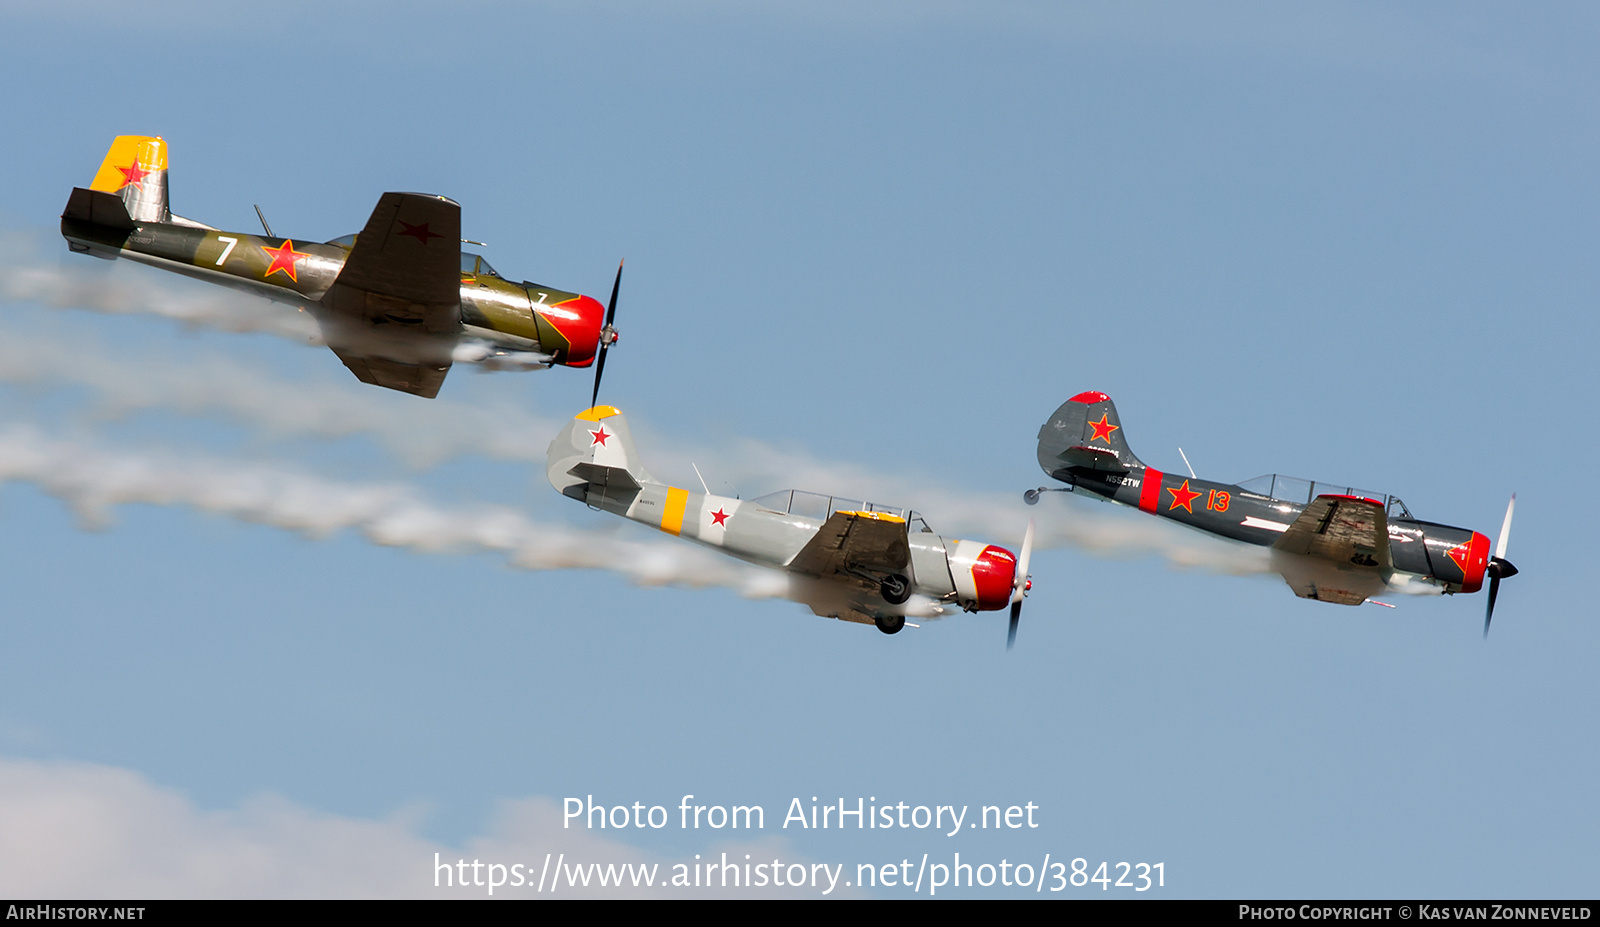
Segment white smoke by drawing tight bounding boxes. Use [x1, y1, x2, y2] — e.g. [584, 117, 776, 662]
[0, 259, 322, 343]
[0, 324, 1270, 577]
[0, 251, 1273, 579]
[0, 425, 785, 596]
[0, 328, 554, 467]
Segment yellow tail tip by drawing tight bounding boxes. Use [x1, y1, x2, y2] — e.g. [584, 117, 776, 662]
[575, 405, 622, 421]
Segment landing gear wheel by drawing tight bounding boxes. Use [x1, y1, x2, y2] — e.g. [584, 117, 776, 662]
[874, 613, 906, 635]
[879, 573, 911, 605]
[1024, 489, 1041, 505]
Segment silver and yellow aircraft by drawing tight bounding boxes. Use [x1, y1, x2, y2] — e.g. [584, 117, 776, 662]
[60, 135, 620, 399]
[548, 406, 1036, 645]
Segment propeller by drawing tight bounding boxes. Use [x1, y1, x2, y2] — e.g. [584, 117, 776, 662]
[589, 259, 623, 409]
[1483, 493, 1518, 638]
[1007, 518, 1035, 650]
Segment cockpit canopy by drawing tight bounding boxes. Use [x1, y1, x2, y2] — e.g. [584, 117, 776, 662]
[750, 489, 933, 533]
[1237, 474, 1412, 520]
[460, 253, 501, 278]
[322, 236, 503, 280]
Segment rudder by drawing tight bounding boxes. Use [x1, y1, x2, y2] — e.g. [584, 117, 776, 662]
[1036, 391, 1146, 478]
[546, 406, 658, 508]
[88, 135, 170, 224]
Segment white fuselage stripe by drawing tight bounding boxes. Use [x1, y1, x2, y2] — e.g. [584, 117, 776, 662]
[1240, 516, 1291, 533]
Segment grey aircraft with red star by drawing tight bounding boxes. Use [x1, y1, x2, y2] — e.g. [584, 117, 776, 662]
[1027, 392, 1519, 634]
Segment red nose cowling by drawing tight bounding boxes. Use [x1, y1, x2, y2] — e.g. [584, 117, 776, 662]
[537, 293, 605, 367]
[970, 545, 1018, 612]
[1458, 531, 1491, 594]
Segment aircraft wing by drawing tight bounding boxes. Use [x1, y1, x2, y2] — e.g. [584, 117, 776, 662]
[1271, 494, 1392, 604]
[787, 511, 912, 579]
[328, 349, 450, 399]
[803, 601, 878, 626]
[319, 193, 463, 398]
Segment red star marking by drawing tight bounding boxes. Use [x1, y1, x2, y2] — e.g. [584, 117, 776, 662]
[116, 158, 153, 191]
[1446, 543, 1471, 574]
[1088, 413, 1120, 444]
[589, 427, 610, 447]
[1166, 479, 1202, 514]
[710, 508, 729, 527]
[261, 239, 309, 282]
[398, 221, 444, 245]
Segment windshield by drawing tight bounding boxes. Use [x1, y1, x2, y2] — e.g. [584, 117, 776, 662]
[1237, 474, 1411, 518]
[459, 253, 501, 278]
[750, 490, 929, 530]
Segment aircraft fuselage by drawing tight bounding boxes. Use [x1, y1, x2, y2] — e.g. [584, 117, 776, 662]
[60, 205, 601, 368]
[1048, 466, 1487, 594]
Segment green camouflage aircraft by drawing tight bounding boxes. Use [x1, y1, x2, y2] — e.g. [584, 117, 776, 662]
[549, 406, 1037, 646]
[61, 135, 620, 399]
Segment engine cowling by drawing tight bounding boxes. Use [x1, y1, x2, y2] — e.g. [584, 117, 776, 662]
[531, 291, 606, 367]
[947, 540, 1018, 611]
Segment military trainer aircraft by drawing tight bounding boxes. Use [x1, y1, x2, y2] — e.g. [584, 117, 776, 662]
[60, 135, 621, 399]
[549, 406, 1037, 645]
[1026, 392, 1518, 634]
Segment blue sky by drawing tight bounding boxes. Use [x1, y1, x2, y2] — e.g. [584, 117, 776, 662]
[0, 1, 1595, 898]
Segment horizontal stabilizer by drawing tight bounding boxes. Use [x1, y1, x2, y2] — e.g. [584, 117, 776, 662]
[62, 187, 135, 229]
[568, 461, 643, 493]
[1057, 444, 1129, 472]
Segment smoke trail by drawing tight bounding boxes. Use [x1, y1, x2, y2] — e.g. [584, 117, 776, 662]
[0, 260, 322, 343]
[0, 317, 1270, 576]
[0, 425, 783, 596]
[0, 253, 1274, 577]
[0, 328, 554, 467]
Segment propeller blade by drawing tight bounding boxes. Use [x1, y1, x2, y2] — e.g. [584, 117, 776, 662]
[1482, 494, 1517, 639]
[589, 260, 624, 409]
[605, 258, 623, 327]
[1007, 519, 1035, 651]
[589, 344, 608, 410]
[1011, 518, 1035, 605]
[1495, 493, 1516, 560]
[1484, 574, 1500, 638]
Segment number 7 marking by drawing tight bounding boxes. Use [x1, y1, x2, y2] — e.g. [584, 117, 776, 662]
[215, 236, 238, 266]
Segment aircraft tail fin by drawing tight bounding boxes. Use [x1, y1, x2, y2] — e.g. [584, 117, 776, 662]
[1036, 391, 1147, 478]
[547, 406, 659, 507]
[87, 136, 170, 224]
